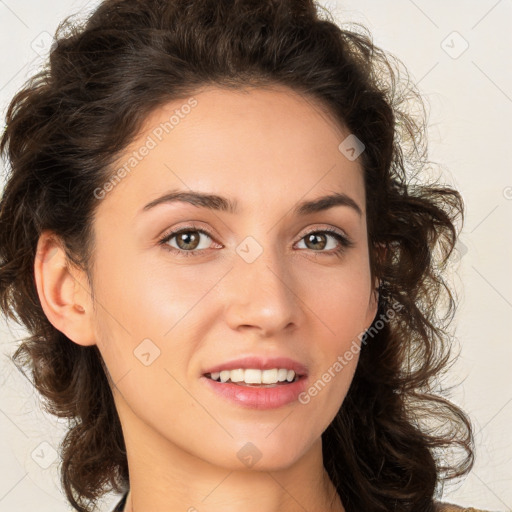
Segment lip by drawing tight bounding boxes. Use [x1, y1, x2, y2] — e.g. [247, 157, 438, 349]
[202, 356, 309, 377]
[200, 374, 309, 410]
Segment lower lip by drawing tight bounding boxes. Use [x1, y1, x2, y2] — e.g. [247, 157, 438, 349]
[200, 375, 309, 410]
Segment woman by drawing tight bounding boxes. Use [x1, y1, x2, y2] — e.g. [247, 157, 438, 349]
[0, 1, 489, 511]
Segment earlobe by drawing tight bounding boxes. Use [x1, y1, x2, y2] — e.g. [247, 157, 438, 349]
[34, 230, 96, 346]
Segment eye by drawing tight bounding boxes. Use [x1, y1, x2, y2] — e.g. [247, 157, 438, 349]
[158, 224, 217, 257]
[158, 224, 354, 258]
[296, 227, 354, 256]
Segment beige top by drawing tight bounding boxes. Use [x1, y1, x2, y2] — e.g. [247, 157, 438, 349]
[113, 494, 490, 512]
[436, 502, 491, 512]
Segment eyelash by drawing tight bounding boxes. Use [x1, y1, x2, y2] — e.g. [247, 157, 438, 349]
[158, 224, 354, 258]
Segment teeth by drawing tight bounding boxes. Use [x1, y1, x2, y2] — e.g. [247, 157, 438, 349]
[277, 368, 288, 382]
[229, 369, 244, 382]
[208, 368, 298, 385]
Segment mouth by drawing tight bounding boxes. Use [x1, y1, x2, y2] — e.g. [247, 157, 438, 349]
[203, 368, 304, 387]
[200, 368, 309, 410]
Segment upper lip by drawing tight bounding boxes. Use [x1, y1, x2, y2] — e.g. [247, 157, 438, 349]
[202, 356, 308, 377]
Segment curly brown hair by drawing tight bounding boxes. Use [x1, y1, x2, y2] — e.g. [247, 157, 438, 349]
[0, 0, 474, 511]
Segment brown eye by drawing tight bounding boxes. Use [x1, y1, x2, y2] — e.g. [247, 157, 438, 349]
[296, 228, 354, 255]
[159, 226, 216, 256]
[174, 230, 201, 250]
[304, 232, 328, 251]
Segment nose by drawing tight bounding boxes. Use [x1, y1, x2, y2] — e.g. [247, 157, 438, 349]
[220, 244, 302, 337]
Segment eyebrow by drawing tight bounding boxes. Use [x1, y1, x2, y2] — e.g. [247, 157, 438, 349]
[141, 189, 362, 217]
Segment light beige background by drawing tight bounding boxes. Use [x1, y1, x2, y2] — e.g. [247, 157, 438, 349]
[0, 1, 511, 511]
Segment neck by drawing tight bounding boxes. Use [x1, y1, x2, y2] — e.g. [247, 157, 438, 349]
[122, 467, 343, 512]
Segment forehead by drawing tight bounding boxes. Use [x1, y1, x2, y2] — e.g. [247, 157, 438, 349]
[101, 85, 366, 221]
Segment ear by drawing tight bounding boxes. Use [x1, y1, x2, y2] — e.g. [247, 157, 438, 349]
[34, 230, 96, 346]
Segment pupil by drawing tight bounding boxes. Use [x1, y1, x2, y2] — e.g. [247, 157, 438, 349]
[179, 232, 198, 250]
[307, 233, 326, 250]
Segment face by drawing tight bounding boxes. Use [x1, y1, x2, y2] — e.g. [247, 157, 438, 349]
[61, 85, 378, 471]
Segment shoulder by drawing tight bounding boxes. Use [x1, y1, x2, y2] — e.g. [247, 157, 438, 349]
[112, 491, 128, 512]
[434, 501, 493, 512]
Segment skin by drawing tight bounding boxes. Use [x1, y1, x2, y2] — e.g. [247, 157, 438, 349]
[34, 85, 379, 512]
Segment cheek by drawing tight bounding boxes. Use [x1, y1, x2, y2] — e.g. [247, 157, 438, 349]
[306, 265, 373, 341]
[293, 267, 371, 406]
[92, 238, 184, 332]
[90, 245, 210, 382]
